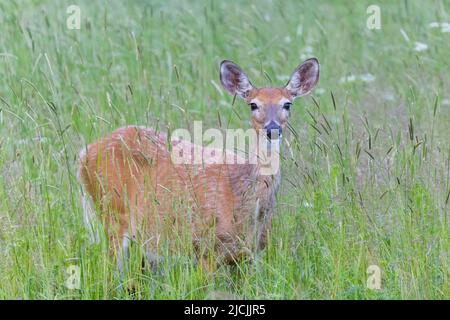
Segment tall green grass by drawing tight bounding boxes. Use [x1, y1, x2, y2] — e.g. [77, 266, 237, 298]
[0, 0, 448, 299]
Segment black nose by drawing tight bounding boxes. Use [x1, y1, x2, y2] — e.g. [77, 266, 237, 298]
[264, 122, 282, 140]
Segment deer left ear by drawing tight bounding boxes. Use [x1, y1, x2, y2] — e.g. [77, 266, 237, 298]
[285, 58, 320, 99]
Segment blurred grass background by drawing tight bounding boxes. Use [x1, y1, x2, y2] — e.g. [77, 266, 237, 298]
[0, 0, 448, 299]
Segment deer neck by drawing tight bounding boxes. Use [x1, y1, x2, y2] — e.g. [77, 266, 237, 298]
[250, 133, 282, 199]
[227, 132, 281, 206]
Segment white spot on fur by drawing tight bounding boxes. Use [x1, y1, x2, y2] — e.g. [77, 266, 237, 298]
[78, 147, 86, 163]
[81, 189, 101, 243]
[78, 146, 101, 244]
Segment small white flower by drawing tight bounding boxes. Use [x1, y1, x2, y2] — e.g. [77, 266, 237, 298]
[340, 74, 376, 84]
[383, 93, 395, 101]
[219, 100, 230, 107]
[303, 201, 313, 208]
[340, 74, 356, 83]
[441, 22, 450, 33]
[428, 22, 450, 32]
[315, 88, 325, 95]
[275, 75, 289, 82]
[296, 25, 303, 36]
[284, 36, 292, 44]
[300, 53, 309, 60]
[442, 99, 450, 106]
[429, 22, 440, 28]
[304, 45, 314, 53]
[414, 42, 428, 52]
[360, 73, 376, 83]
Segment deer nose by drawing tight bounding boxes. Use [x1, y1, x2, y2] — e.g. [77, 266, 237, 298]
[264, 121, 282, 140]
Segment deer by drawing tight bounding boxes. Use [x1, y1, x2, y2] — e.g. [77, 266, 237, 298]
[78, 58, 319, 273]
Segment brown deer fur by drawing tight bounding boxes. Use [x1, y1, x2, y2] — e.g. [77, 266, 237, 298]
[78, 58, 319, 271]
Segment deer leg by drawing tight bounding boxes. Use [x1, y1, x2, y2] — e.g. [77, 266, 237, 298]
[195, 249, 217, 275]
[141, 233, 163, 274]
[193, 238, 217, 275]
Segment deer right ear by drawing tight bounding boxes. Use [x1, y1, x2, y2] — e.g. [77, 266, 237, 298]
[220, 60, 254, 99]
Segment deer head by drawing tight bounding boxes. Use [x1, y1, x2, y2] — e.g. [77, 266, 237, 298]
[220, 58, 320, 140]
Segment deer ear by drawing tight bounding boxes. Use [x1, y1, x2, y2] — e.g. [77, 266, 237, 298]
[285, 58, 320, 99]
[220, 60, 254, 99]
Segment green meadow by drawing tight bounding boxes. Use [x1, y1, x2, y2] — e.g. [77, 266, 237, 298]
[0, 0, 448, 299]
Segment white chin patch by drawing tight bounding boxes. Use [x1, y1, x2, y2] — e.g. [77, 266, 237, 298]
[267, 135, 282, 145]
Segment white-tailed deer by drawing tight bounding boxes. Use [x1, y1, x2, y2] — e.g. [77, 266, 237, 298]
[78, 58, 319, 272]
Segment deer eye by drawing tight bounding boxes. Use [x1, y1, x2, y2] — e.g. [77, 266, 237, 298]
[249, 103, 259, 111]
[283, 102, 292, 111]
